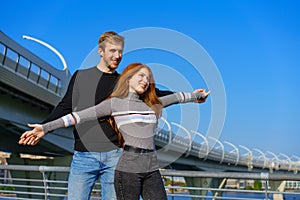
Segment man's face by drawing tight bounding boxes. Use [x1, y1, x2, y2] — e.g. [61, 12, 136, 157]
[99, 42, 124, 70]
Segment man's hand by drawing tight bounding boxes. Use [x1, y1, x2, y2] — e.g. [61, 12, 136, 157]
[18, 124, 46, 146]
[193, 89, 211, 103]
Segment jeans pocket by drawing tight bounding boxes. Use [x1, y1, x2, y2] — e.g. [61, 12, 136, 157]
[71, 151, 99, 172]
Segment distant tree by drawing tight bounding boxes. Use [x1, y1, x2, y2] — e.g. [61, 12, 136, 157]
[254, 180, 262, 190]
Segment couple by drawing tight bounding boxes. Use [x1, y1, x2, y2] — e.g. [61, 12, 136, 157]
[19, 32, 210, 200]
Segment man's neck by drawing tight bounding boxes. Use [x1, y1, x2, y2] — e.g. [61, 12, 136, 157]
[96, 63, 115, 74]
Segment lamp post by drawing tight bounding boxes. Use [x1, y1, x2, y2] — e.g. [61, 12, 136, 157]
[171, 122, 192, 156]
[239, 145, 253, 170]
[22, 35, 68, 72]
[190, 130, 209, 159]
[253, 148, 267, 169]
[224, 141, 239, 166]
[208, 136, 225, 164]
[266, 151, 280, 171]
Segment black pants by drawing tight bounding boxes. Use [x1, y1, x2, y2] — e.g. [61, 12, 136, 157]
[114, 169, 167, 200]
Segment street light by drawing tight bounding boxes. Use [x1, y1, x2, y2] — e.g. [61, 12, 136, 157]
[266, 151, 280, 171]
[224, 141, 239, 166]
[253, 148, 267, 169]
[239, 145, 253, 170]
[279, 153, 292, 171]
[190, 130, 209, 159]
[208, 136, 225, 164]
[22, 35, 68, 72]
[171, 122, 192, 156]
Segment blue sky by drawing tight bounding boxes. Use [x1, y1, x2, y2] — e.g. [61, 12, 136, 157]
[1, 0, 300, 157]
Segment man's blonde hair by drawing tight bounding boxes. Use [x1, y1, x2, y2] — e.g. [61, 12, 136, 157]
[98, 31, 124, 50]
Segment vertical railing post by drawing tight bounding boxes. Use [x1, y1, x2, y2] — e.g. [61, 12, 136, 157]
[55, 79, 60, 94]
[171, 175, 174, 200]
[26, 60, 31, 78]
[39, 166, 49, 200]
[260, 172, 270, 200]
[15, 53, 20, 72]
[36, 66, 41, 84]
[46, 73, 51, 89]
[1, 44, 7, 65]
[264, 180, 269, 200]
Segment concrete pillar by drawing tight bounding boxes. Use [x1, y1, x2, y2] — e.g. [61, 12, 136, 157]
[269, 180, 285, 200]
[184, 177, 223, 200]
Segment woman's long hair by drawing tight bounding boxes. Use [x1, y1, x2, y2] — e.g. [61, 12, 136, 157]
[110, 62, 163, 118]
[108, 63, 163, 147]
[106, 117, 125, 147]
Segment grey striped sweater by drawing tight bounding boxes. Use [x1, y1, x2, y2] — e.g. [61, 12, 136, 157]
[43, 92, 204, 150]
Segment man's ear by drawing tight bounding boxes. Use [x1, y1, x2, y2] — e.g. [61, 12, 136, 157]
[98, 47, 104, 56]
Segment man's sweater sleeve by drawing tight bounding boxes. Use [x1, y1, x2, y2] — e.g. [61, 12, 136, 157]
[42, 71, 78, 123]
[155, 88, 174, 97]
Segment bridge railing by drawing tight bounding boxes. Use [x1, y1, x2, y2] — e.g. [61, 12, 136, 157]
[154, 122, 300, 173]
[0, 31, 70, 105]
[1, 164, 300, 200]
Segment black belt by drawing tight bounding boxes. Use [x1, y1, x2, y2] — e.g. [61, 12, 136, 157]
[123, 145, 154, 153]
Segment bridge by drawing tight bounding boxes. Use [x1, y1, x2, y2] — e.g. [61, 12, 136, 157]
[1, 30, 300, 199]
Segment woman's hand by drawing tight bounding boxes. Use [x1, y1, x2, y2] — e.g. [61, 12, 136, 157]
[193, 89, 211, 103]
[18, 124, 46, 146]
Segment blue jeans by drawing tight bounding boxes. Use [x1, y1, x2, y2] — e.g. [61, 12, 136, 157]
[67, 149, 122, 200]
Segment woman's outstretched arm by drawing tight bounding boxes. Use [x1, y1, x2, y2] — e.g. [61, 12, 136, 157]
[160, 89, 211, 107]
[19, 98, 113, 146]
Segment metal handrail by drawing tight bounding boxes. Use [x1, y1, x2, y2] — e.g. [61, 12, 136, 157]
[154, 128, 300, 172]
[1, 165, 300, 200]
[0, 31, 70, 100]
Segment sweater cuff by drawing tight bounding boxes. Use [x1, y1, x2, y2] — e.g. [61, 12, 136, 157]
[181, 92, 204, 102]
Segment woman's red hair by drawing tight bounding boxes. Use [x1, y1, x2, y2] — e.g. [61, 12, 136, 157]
[110, 62, 162, 118]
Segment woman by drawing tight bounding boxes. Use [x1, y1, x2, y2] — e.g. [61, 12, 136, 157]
[19, 62, 210, 200]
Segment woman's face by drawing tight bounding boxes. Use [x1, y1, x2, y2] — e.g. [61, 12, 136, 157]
[128, 68, 150, 94]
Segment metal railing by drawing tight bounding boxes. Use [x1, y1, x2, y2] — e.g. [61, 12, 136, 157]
[154, 120, 300, 173]
[1, 164, 300, 200]
[0, 31, 70, 106]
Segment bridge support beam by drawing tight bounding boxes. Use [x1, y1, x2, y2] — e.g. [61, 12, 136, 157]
[184, 177, 223, 200]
